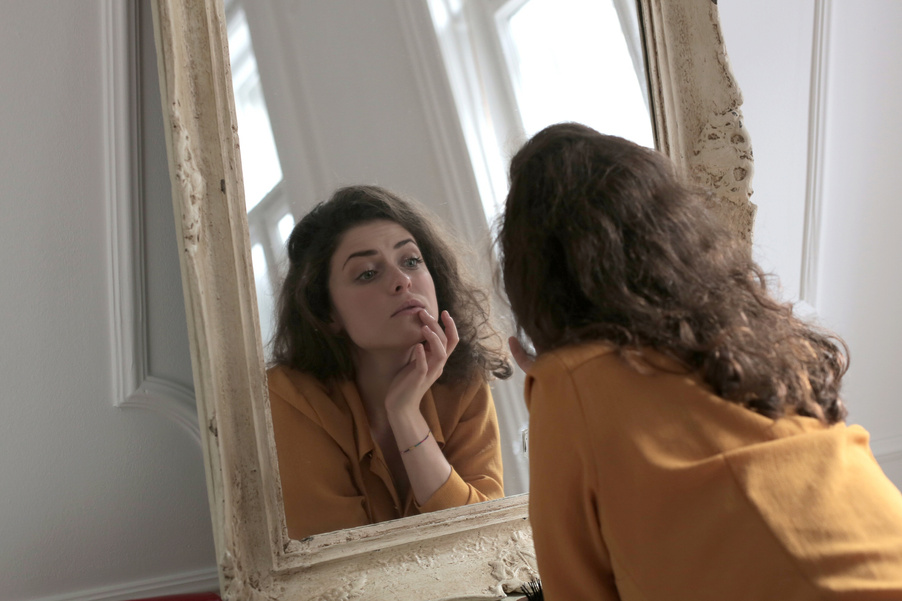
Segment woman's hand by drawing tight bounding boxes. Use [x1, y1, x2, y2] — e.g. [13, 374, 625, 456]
[384, 309, 458, 505]
[508, 336, 536, 373]
[385, 309, 459, 418]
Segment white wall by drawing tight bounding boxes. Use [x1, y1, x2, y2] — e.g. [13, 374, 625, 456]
[817, 0, 902, 480]
[719, 0, 815, 302]
[719, 0, 902, 485]
[0, 2, 216, 600]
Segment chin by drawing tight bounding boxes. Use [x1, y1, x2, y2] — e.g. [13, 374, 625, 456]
[362, 330, 425, 352]
[399, 329, 430, 349]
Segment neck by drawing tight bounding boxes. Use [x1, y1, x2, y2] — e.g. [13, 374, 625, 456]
[353, 347, 413, 423]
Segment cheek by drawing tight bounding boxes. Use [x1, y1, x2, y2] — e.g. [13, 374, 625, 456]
[332, 289, 371, 329]
[420, 274, 439, 310]
[327, 282, 353, 330]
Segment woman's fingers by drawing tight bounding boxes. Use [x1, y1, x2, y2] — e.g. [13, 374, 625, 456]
[418, 308, 460, 355]
[386, 311, 458, 415]
[441, 311, 460, 353]
[412, 341, 427, 373]
[418, 309, 447, 348]
[509, 336, 536, 373]
[420, 324, 448, 374]
[384, 344, 428, 416]
[394, 309, 460, 394]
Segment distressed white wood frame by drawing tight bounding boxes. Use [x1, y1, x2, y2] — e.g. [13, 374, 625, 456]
[150, 0, 754, 599]
[644, 0, 757, 243]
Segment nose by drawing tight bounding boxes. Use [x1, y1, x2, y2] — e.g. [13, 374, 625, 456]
[390, 266, 412, 293]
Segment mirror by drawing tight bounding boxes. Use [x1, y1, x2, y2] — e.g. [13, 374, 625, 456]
[222, 0, 657, 539]
[226, 0, 655, 330]
[151, 0, 754, 598]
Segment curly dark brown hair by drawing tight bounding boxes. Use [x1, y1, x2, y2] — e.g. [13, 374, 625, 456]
[499, 123, 847, 424]
[271, 185, 511, 384]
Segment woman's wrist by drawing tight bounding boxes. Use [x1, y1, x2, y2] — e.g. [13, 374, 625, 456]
[386, 407, 428, 449]
[384, 391, 417, 416]
[401, 429, 432, 454]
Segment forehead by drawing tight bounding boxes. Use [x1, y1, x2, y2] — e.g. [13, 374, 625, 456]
[332, 220, 417, 261]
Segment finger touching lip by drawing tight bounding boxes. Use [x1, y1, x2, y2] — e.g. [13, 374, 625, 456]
[392, 301, 425, 316]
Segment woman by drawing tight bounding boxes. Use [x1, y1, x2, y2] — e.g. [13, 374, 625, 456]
[268, 185, 510, 540]
[499, 123, 902, 599]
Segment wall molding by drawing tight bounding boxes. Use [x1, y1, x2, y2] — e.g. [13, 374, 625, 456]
[104, 0, 139, 406]
[30, 567, 219, 601]
[121, 376, 202, 445]
[799, 0, 832, 309]
[103, 0, 199, 444]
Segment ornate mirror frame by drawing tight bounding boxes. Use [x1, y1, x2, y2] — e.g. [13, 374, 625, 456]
[151, 0, 754, 598]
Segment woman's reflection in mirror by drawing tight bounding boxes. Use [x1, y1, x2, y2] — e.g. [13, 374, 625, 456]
[268, 185, 511, 540]
[499, 123, 902, 599]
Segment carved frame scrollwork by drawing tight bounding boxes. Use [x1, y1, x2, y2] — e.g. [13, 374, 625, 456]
[150, 0, 753, 599]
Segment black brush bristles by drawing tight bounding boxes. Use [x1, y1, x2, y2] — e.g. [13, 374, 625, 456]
[522, 578, 543, 601]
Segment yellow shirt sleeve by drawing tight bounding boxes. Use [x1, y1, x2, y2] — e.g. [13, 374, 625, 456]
[417, 379, 505, 513]
[268, 374, 370, 540]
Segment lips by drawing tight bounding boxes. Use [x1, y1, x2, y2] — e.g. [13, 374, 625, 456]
[392, 299, 425, 317]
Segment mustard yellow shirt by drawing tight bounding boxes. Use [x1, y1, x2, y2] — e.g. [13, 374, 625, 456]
[526, 343, 902, 600]
[268, 365, 504, 539]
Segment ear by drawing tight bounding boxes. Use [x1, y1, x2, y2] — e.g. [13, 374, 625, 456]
[327, 311, 343, 335]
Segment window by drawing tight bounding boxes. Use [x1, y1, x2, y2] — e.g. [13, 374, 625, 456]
[225, 0, 293, 352]
[428, 0, 654, 226]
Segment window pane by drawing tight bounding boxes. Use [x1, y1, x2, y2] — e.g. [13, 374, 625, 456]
[227, 5, 284, 212]
[251, 243, 276, 348]
[504, 0, 654, 148]
[277, 213, 295, 245]
[251, 243, 268, 284]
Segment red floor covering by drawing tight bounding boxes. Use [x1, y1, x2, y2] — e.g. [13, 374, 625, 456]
[128, 594, 221, 601]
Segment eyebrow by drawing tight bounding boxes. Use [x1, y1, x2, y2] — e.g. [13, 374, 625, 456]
[342, 238, 417, 268]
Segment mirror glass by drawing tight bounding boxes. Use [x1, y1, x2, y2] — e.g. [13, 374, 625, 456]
[222, 0, 653, 540]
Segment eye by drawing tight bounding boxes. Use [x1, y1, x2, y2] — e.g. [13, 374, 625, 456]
[403, 256, 424, 269]
[356, 269, 377, 281]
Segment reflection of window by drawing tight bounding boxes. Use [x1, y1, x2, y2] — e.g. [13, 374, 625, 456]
[429, 0, 654, 226]
[225, 0, 293, 353]
[226, 3, 283, 212]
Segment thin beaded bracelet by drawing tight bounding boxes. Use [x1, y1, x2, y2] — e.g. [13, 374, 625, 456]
[402, 430, 431, 454]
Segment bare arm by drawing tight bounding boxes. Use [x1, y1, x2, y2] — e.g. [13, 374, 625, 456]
[385, 309, 458, 505]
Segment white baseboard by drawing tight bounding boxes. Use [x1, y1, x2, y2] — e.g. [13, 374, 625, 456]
[29, 567, 220, 601]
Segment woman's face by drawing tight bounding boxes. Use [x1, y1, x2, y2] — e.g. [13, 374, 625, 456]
[328, 220, 439, 354]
